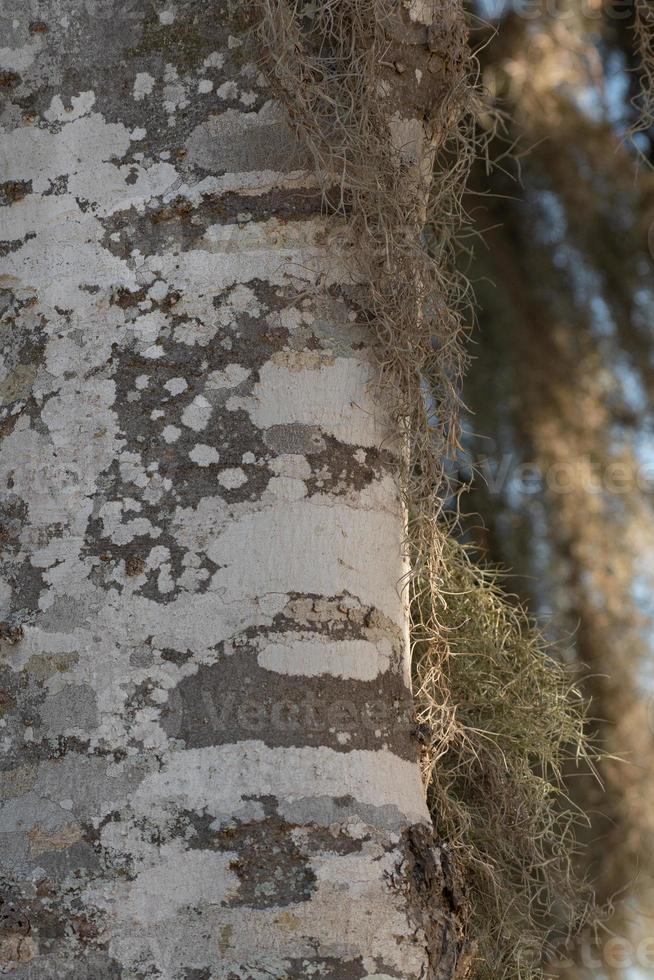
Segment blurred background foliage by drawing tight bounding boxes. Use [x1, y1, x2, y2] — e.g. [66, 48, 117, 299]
[459, 0, 654, 975]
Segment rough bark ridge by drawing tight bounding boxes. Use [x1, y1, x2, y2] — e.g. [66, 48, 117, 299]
[0, 1, 468, 977]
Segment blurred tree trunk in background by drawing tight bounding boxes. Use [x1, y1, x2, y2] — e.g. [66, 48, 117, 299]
[463, 0, 654, 974]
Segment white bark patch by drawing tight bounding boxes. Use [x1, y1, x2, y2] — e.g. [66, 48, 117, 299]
[148, 280, 169, 302]
[133, 72, 156, 100]
[258, 636, 392, 680]
[101, 847, 240, 925]
[133, 742, 429, 826]
[240, 353, 392, 448]
[203, 51, 224, 68]
[162, 425, 181, 444]
[218, 467, 247, 489]
[108, 846, 427, 977]
[181, 395, 212, 431]
[408, 0, 436, 23]
[206, 363, 251, 389]
[145, 220, 336, 310]
[143, 344, 165, 360]
[0, 382, 123, 539]
[95, 588, 283, 657]
[0, 38, 42, 71]
[216, 82, 238, 100]
[1, 197, 135, 309]
[164, 377, 188, 396]
[204, 216, 326, 252]
[265, 476, 307, 500]
[389, 113, 425, 166]
[270, 454, 311, 480]
[189, 444, 220, 467]
[134, 312, 166, 344]
[203, 492, 405, 621]
[2, 114, 132, 192]
[44, 90, 96, 122]
[111, 518, 159, 546]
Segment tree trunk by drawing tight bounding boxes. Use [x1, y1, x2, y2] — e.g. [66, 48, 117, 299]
[0, 2, 466, 977]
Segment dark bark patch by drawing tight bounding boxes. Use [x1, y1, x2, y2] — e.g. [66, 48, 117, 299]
[159, 647, 193, 666]
[38, 685, 99, 737]
[263, 423, 326, 456]
[0, 71, 21, 89]
[185, 102, 305, 176]
[0, 289, 47, 410]
[101, 188, 323, 259]
[0, 881, 119, 976]
[304, 434, 391, 496]
[220, 814, 317, 908]
[178, 798, 367, 910]
[0, 665, 47, 751]
[9, 952, 123, 979]
[0, 180, 32, 206]
[395, 825, 473, 980]
[129, 3, 235, 73]
[161, 644, 416, 757]
[272, 956, 368, 979]
[0, 235, 35, 256]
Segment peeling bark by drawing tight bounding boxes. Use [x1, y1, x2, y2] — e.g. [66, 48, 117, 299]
[0, 2, 468, 977]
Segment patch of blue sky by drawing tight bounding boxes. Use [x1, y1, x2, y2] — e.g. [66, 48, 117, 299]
[613, 356, 649, 415]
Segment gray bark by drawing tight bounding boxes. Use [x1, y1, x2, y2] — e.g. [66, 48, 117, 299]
[0, 2, 467, 977]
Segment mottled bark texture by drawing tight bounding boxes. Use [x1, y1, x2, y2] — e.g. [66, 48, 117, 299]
[0, 2, 467, 977]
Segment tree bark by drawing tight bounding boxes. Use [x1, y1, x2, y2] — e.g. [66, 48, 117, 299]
[0, 2, 467, 977]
